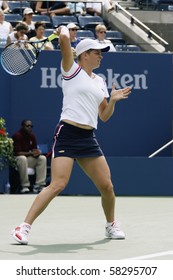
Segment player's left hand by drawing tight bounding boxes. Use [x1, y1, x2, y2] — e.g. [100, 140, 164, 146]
[110, 84, 131, 102]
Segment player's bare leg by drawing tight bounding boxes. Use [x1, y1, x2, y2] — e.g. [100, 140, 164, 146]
[12, 157, 74, 244]
[77, 156, 125, 239]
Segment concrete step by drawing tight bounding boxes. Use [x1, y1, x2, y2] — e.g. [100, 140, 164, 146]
[113, 0, 136, 8]
[112, 0, 140, 11]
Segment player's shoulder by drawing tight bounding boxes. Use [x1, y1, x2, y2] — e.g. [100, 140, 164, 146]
[61, 60, 81, 78]
[92, 72, 105, 82]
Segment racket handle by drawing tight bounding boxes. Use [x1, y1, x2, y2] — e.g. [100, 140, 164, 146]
[47, 34, 58, 42]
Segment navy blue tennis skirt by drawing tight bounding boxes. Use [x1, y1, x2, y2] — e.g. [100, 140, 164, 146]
[52, 121, 104, 159]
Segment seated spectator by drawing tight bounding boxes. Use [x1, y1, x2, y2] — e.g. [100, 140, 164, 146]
[86, 0, 101, 16]
[0, 1, 10, 13]
[6, 22, 28, 46]
[86, 0, 114, 16]
[67, 23, 81, 48]
[12, 120, 47, 194]
[67, 2, 86, 15]
[35, 1, 70, 16]
[22, 7, 36, 39]
[0, 9, 13, 47]
[104, 0, 114, 12]
[95, 24, 116, 52]
[29, 21, 54, 50]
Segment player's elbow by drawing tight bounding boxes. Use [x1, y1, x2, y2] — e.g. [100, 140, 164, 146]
[99, 114, 109, 123]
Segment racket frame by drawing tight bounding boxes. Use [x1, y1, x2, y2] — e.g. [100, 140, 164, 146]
[0, 33, 58, 76]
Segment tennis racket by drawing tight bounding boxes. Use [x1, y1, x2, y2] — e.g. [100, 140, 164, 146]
[0, 34, 58, 76]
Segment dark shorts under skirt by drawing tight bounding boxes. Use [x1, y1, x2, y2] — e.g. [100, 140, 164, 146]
[52, 121, 104, 159]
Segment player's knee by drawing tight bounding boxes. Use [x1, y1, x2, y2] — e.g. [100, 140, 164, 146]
[50, 179, 67, 194]
[99, 180, 114, 194]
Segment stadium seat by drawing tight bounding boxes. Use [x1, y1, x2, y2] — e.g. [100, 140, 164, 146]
[126, 45, 141, 51]
[44, 28, 54, 37]
[37, 143, 49, 155]
[135, 0, 154, 9]
[106, 31, 125, 45]
[51, 15, 78, 28]
[76, 30, 95, 39]
[7, 1, 30, 15]
[115, 45, 126, 51]
[32, 14, 53, 28]
[78, 15, 104, 31]
[4, 13, 22, 27]
[152, 0, 173, 9]
[116, 44, 141, 52]
[44, 29, 59, 49]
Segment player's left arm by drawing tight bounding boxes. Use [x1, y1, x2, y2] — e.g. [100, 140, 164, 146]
[99, 84, 131, 122]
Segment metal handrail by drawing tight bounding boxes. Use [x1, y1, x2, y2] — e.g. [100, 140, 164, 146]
[149, 139, 173, 157]
[114, 2, 169, 51]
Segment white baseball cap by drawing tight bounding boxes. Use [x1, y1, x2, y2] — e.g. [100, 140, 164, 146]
[75, 38, 110, 56]
[23, 8, 34, 15]
[67, 23, 79, 29]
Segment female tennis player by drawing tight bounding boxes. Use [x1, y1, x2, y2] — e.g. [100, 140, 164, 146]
[12, 26, 131, 244]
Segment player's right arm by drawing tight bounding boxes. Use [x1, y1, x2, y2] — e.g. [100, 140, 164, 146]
[55, 26, 73, 72]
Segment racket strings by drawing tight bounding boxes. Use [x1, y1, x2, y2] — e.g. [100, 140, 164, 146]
[1, 42, 37, 75]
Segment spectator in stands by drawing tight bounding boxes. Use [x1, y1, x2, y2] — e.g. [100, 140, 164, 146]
[35, 1, 70, 16]
[0, 1, 10, 13]
[104, 0, 114, 12]
[22, 7, 36, 39]
[67, 23, 81, 48]
[6, 22, 28, 46]
[86, 0, 114, 16]
[67, 2, 86, 15]
[29, 21, 54, 50]
[0, 9, 13, 47]
[86, 0, 102, 16]
[12, 120, 47, 194]
[95, 24, 116, 52]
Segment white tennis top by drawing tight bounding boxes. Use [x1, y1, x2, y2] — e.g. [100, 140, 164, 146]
[60, 61, 109, 129]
